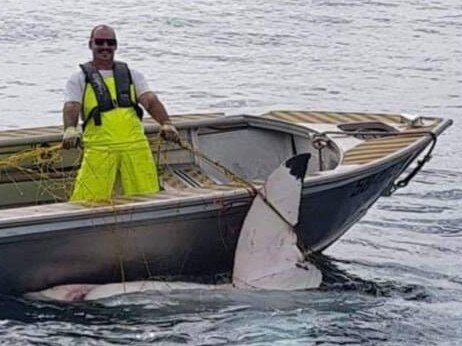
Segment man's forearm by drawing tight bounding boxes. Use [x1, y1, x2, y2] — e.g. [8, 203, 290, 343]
[148, 100, 170, 125]
[139, 92, 171, 125]
[63, 102, 81, 128]
[62, 102, 82, 149]
[138, 92, 179, 142]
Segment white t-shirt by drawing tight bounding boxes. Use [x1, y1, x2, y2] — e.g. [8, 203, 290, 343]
[64, 68, 151, 103]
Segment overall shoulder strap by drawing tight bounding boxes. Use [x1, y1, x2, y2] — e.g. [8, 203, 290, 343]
[113, 61, 132, 107]
[79, 62, 114, 112]
[113, 61, 144, 119]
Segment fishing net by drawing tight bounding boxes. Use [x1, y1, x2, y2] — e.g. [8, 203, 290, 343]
[0, 135, 177, 207]
[0, 143, 79, 207]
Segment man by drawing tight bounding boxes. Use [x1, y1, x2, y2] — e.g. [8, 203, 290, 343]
[62, 25, 179, 202]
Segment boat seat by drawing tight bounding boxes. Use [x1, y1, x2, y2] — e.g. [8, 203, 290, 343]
[342, 128, 434, 165]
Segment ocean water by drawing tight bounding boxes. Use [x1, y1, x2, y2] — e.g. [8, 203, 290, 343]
[0, 0, 461, 345]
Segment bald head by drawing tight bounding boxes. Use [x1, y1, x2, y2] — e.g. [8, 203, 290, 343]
[90, 25, 116, 41]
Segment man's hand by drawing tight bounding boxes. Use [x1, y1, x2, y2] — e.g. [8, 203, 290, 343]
[160, 123, 180, 143]
[62, 125, 82, 149]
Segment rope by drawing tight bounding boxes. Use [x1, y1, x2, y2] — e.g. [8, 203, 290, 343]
[0, 144, 62, 169]
[0, 143, 72, 203]
[386, 132, 438, 195]
[176, 140, 258, 194]
[174, 139, 296, 228]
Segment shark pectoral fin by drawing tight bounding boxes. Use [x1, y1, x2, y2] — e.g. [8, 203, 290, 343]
[232, 153, 323, 290]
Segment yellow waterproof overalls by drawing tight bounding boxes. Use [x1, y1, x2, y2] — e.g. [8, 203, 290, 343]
[71, 65, 159, 202]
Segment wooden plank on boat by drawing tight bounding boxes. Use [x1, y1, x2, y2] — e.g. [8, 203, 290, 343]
[342, 130, 429, 164]
[262, 110, 407, 125]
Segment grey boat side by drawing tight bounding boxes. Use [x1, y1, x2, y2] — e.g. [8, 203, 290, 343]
[0, 152, 425, 294]
[0, 112, 453, 294]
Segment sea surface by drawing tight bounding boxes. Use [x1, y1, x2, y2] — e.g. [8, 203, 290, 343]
[0, 0, 461, 345]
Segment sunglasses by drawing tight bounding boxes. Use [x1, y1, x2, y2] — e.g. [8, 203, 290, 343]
[94, 38, 117, 46]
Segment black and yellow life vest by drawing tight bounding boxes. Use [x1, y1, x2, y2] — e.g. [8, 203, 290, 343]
[80, 61, 143, 130]
[79, 61, 147, 148]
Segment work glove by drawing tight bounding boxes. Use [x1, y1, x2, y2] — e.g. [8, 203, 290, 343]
[62, 125, 82, 149]
[160, 122, 180, 143]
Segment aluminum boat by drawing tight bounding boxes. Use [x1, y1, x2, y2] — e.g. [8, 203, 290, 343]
[0, 110, 452, 294]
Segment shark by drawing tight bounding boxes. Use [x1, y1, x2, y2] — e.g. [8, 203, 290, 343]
[26, 153, 322, 302]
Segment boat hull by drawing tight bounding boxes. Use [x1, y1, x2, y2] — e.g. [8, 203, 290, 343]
[298, 155, 411, 252]
[0, 152, 413, 294]
[0, 111, 452, 294]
